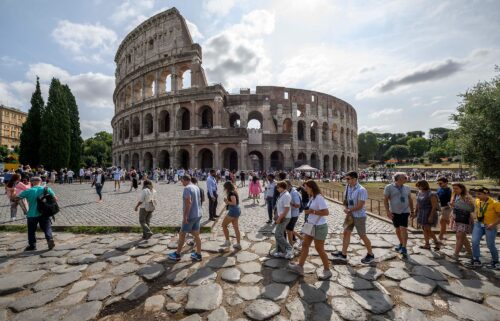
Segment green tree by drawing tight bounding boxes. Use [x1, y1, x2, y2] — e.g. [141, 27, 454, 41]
[358, 132, 379, 162]
[19, 77, 45, 166]
[384, 145, 409, 160]
[0, 146, 9, 162]
[61, 85, 82, 170]
[406, 131, 425, 138]
[429, 127, 452, 142]
[427, 146, 447, 163]
[40, 78, 71, 170]
[82, 131, 112, 167]
[452, 68, 500, 182]
[407, 137, 429, 157]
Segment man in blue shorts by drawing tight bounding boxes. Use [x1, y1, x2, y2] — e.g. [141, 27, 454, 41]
[168, 175, 203, 262]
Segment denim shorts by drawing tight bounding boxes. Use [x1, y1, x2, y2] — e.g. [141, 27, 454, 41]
[181, 216, 201, 233]
[228, 206, 241, 218]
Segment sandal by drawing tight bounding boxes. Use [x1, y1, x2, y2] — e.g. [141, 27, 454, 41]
[419, 245, 431, 250]
[433, 245, 441, 251]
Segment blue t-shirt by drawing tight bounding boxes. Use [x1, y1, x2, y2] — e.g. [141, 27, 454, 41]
[436, 187, 452, 207]
[290, 188, 301, 218]
[183, 184, 202, 220]
[19, 186, 55, 218]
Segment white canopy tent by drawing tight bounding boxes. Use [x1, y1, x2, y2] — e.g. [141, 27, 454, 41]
[294, 164, 319, 172]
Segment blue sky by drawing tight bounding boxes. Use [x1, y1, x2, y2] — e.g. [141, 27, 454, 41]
[1, 0, 499, 138]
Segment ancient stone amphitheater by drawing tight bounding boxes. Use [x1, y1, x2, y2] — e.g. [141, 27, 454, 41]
[111, 8, 358, 172]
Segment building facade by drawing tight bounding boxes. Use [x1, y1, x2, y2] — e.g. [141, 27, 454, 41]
[0, 105, 27, 149]
[111, 8, 358, 172]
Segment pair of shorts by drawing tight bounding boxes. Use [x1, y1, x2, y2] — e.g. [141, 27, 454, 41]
[392, 213, 409, 228]
[227, 206, 241, 218]
[286, 216, 299, 231]
[440, 206, 451, 221]
[313, 223, 328, 241]
[181, 216, 201, 233]
[345, 217, 367, 236]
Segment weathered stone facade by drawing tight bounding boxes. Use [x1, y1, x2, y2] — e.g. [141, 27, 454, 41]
[111, 8, 358, 171]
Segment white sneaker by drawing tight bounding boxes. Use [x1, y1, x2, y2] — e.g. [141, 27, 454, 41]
[221, 240, 231, 248]
[293, 239, 303, 249]
[271, 249, 285, 258]
[285, 249, 294, 260]
[10, 217, 16, 221]
[233, 243, 242, 250]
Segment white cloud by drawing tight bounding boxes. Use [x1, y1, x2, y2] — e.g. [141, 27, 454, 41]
[0, 56, 22, 66]
[358, 125, 392, 133]
[51, 20, 117, 63]
[369, 108, 403, 119]
[81, 120, 112, 134]
[110, 0, 156, 25]
[0, 80, 24, 107]
[203, 10, 275, 90]
[430, 109, 455, 118]
[203, 0, 236, 17]
[185, 19, 204, 41]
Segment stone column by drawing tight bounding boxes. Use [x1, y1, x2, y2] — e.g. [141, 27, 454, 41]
[214, 143, 220, 169]
[191, 100, 198, 130]
[131, 79, 135, 105]
[240, 141, 248, 171]
[142, 76, 146, 102]
[263, 144, 271, 171]
[155, 70, 160, 97]
[191, 144, 197, 169]
[213, 96, 223, 129]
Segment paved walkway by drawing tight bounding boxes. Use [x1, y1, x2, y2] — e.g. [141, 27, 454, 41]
[0, 230, 499, 321]
[0, 181, 394, 234]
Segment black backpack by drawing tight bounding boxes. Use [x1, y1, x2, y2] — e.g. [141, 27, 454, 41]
[37, 187, 60, 219]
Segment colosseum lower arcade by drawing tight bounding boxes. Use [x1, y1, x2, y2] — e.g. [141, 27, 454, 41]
[111, 8, 358, 172]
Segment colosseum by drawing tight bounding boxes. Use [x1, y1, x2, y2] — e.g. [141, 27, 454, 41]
[111, 8, 358, 172]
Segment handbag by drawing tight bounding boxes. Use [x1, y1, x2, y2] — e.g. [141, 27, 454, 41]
[453, 208, 470, 224]
[301, 201, 320, 237]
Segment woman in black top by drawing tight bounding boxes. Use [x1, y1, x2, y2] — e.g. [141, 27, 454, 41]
[221, 182, 242, 250]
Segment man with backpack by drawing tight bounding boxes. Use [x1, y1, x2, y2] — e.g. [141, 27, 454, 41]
[17, 176, 57, 251]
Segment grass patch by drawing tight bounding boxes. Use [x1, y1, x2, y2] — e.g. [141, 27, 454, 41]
[0, 225, 211, 234]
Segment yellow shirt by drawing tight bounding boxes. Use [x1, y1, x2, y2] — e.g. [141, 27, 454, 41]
[475, 197, 500, 225]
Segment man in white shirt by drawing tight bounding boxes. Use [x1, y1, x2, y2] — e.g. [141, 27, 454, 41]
[272, 181, 294, 259]
[265, 174, 276, 224]
[79, 167, 85, 184]
[67, 169, 74, 184]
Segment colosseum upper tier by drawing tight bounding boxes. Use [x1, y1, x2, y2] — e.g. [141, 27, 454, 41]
[111, 8, 358, 172]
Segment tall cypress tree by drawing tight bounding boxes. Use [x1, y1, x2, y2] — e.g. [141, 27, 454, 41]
[19, 77, 45, 167]
[40, 78, 71, 170]
[61, 85, 82, 170]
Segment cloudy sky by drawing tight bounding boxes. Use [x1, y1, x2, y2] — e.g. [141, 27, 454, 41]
[1, 0, 499, 138]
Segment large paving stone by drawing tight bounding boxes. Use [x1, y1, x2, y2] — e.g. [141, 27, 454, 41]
[247, 232, 269, 242]
[434, 260, 463, 279]
[186, 267, 217, 286]
[356, 267, 383, 281]
[221, 268, 241, 283]
[312, 302, 343, 321]
[54, 291, 87, 307]
[239, 261, 262, 273]
[166, 287, 189, 302]
[114, 275, 140, 295]
[185, 283, 223, 312]
[69, 280, 96, 294]
[180, 315, 202, 321]
[337, 274, 373, 290]
[87, 262, 107, 274]
[166, 268, 189, 284]
[437, 281, 484, 302]
[261, 283, 289, 301]
[314, 281, 348, 297]
[109, 262, 140, 275]
[8, 288, 63, 312]
[201, 241, 224, 253]
[106, 255, 131, 265]
[124, 282, 148, 301]
[33, 271, 82, 292]
[286, 298, 310, 321]
[207, 307, 229, 321]
[51, 264, 88, 274]
[236, 285, 261, 300]
[485, 296, 500, 311]
[236, 251, 259, 263]
[398, 291, 434, 311]
[331, 297, 367, 321]
[137, 263, 165, 280]
[272, 269, 299, 283]
[144, 294, 165, 312]
[448, 297, 498, 321]
[61, 301, 102, 321]
[384, 268, 410, 281]
[12, 307, 68, 321]
[458, 279, 500, 296]
[66, 254, 97, 265]
[350, 290, 394, 314]
[0, 271, 46, 295]
[241, 274, 263, 284]
[263, 258, 289, 269]
[206, 256, 236, 269]
[392, 306, 430, 321]
[407, 255, 439, 266]
[298, 283, 327, 304]
[87, 279, 112, 301]
[399, 276, 436, 296]
[251, 242, 272, 255]
[411, 266, 447, 281]
[41, 250, 69, 258]
[245, 299, 281, 321]
[128, 248, 150, 257]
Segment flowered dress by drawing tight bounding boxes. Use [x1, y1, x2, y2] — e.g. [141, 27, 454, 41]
[450, 195, 474, 233]
[416, 191, 438, 227]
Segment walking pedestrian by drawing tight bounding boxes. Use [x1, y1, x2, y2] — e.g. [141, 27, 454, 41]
[249, 175, 262, 204]
[270, 181, 294, 259]
[332, 171, 375, 264]
[286, 180, 303, 249]
[17, 176, 56, 251]
[129, 168, 138, 192]
[240, 171, 246, 187]
[5, 174, 21, 221]
[264, 174, 276, 224]
[450, 182, 474, 261]
[113, 167, 122, 191]
[93, 168, 105, 202]
[79, 167, 85, 184]
[415, 180, 440, 250]
[465, 187, 499, 268]
[287, 180, 332, 280]
[168, 175, 203, 262]
[221, 181, 242, 250]
[134, 180, 157, 239]
[384, 172, 415, 259]
[207, 169, 218, 221]
[437, 177, 452, 242]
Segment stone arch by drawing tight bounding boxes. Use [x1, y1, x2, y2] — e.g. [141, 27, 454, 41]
[125, 85, 132, 107]
[118, 123, 123, 140]
[247, 110, 263, 129]
[270, 151, 284, 170]
[331, 123, 338, 143]
[249, 151, 264, 171]
[124, 154, 130, 169]
[340, 155, 346, 172]
[144, 72, 155, 97]
[159, 150, 170, 168]
[332, 155, 339, 171]
[297, 104, 306, 117]
[198, 148, 214, 170]
[119, 91, 126, 110]
[310, 121, 318, 142]
[283, 118, 292, 134]
[132, 116, 140, 137]
[229, 113, 241, 128]
[132, 153, 140, 169]
[159, 69, 172, 93]
[133, 80, 142, 102]
[158, 110, 170, 132]
[296, 152, 307, 167]
[199, 105, 213, 129]
[346, 156, 351, 171]
[178, 149, 190, 169]
[340, 127, 345, 148]
[297, 120, 305, 141]
[177, 107, 190, 130]
[181, 69, 191, 89]
[222, 148, 238, 170]
[322, 122, 329, 142]
[124, 120, 130, 139]
[323, 155, 330, 172]
[144, 113, 153, 135]
[144, 152, 153, 171]
[311, 153, 319, 169]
